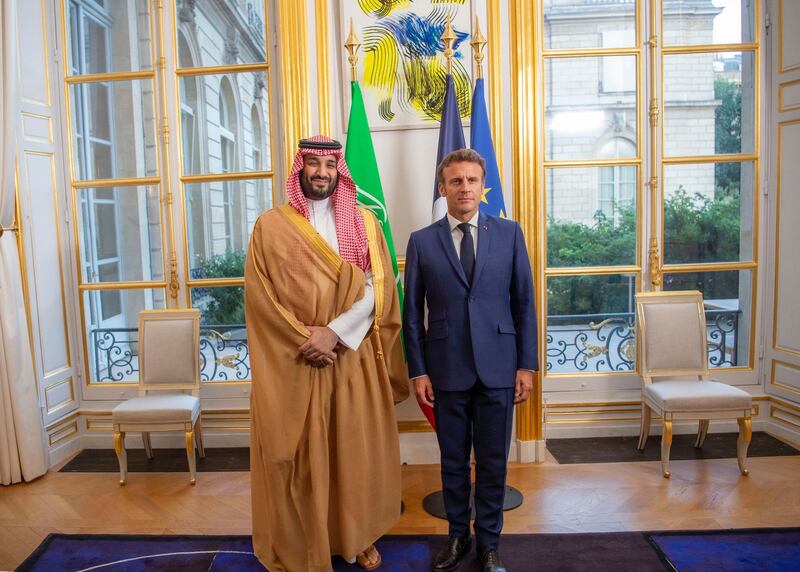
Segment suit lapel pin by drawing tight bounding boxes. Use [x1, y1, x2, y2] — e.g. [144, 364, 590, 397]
[482, 224, 488, 231]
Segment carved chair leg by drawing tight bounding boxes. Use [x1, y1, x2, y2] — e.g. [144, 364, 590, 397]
[737, 417, 752, 476]
[186, 429, 197, 485]
[142, 432, 154, 459]
[694, 419, 710, 448]
[638, 405, 652, 451]
[661, 420, 673, 478]
[114, 431, 127, 485]
[195, 418, 205, 458]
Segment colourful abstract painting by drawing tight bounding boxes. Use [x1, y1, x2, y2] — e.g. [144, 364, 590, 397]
[343, 0, 472, 129]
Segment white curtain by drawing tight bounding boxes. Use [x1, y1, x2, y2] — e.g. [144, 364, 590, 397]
[0, 0, 48, 485]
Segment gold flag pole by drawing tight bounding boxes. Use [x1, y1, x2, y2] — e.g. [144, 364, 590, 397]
[470, 17, 487, 81]
[344, 18, 360, 83]
[441, 16, 456, 74]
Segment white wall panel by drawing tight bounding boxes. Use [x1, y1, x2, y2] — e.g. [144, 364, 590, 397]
[772, 360, 800, 399]
[16, 0, 81, 442]
[21, 112, 53, 144]
[765, 0, 800, 445]
[18, 0, 50, 106]
[775, 122, 800, 355]
[44, 377, 76, 414]
[23, 151, 70, 375]
[780, 80, 800, 112]
[781, 0, 800, 72]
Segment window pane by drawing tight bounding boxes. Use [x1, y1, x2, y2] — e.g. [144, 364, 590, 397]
[664, 161, 755, 264]
[94, 202, 118, 260]
[546, 274, 638, 373]
[178, 72, 271, 176]
[544, 0, 636, 50]
[89, 83, 111, 139]
[664, 0, 755, 47]
[77, 186, 165, 283]
[191, 286, 249, 381]
[91, 143, 113, 180]
[185, 178, 272, 279]
[67, 0, 152, 74]
[97, 263, 119, 283]
[664, 51, 755, 157]
[175, 0, 267, 67]
[546, 166, 637, 267]
[663, 270, 752, 368]
[98, 266, 122, 320]
[70, 80, 158, 180]
[545, 56, 638, 161]
[84, 288, 167, 383]
[99, 290, 121, 322]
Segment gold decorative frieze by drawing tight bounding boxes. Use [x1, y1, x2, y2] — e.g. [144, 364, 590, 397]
[49, 421, 78, 446]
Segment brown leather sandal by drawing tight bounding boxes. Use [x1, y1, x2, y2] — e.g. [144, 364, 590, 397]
[355, 544, 381, 570]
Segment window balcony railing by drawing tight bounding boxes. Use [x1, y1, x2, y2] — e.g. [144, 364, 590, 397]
[546, 309, 740, 373]
[90, 324, 250, 383]
[87, 309, 740, 382]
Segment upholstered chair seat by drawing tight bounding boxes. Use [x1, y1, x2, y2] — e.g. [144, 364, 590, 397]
[644, 381, 752, 411]
[635, 291, 753, 478]
[111, 309, 205, 485]
[112, 395, 201, 424]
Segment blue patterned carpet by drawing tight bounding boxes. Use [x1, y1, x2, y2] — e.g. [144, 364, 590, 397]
[648, 528, 800, 572]
[17, 532, 666, 571]
[19, 528, 800, 571]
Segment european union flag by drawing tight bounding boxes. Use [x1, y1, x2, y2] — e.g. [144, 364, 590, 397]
[432, 74, 466, 221]
[470, 78, 506, 218]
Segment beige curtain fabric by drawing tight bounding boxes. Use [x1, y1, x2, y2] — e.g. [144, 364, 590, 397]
[0, 0, 48, 486]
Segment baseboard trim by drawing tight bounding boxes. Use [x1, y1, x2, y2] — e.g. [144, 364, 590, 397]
[516, 439, 546, 463]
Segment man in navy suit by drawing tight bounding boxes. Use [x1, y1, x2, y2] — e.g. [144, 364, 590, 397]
[404, 149, 538, 572]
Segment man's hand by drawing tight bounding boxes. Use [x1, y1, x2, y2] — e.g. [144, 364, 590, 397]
[514, 370, 534, 404]
[412, 375, 435, 408]
[299, 326, 339, 367]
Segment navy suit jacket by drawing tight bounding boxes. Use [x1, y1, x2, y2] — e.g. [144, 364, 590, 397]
[403, 213, 538, 391]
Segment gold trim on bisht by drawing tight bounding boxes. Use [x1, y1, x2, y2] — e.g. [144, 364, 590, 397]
[359, 208, 386, 360]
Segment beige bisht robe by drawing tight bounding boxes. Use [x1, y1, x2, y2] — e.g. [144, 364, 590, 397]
[245, 204, 409, 572]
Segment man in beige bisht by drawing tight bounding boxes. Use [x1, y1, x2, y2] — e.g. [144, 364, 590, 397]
[245, 135, 409, 571]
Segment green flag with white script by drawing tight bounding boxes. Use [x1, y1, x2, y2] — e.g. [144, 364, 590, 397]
[345, 81, 404, 307]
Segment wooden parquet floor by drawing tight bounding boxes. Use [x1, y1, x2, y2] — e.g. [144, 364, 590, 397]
[3, 454, 800, 570]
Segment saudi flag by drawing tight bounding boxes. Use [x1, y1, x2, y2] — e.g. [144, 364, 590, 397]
[345, 81, 404, 307]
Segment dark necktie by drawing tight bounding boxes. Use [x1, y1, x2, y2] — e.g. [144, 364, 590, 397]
[458, 222, 475, 284]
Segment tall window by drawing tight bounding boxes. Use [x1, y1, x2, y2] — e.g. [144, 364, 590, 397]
[543, 0, 640, 375]
[661, 0, 758, 368]
[61, 0, 275, 383]
[540, 0, 759, 377]
[177, 0, 273, 382]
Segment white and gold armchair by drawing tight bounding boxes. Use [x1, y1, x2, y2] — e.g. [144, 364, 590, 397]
[112, 309, 205, 485]
[635, 291, 753, 478]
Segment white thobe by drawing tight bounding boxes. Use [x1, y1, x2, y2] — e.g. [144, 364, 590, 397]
[307, 197, 375, 350]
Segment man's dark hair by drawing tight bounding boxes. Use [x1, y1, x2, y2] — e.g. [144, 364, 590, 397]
[436, 149, 486, 185]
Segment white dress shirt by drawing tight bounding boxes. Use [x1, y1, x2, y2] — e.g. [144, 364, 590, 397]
[307, 197, 375, 350]
[447, 211, 480, 256]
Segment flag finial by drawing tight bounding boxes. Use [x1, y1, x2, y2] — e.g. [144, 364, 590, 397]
[442, 16, 456, 75]
[471, 17, 487, 80]
[345, 18, 360, 82]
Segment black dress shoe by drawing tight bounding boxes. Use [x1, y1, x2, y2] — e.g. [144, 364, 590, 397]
[431, 535, 472, 571]
[478, 547, 507, 572]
